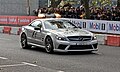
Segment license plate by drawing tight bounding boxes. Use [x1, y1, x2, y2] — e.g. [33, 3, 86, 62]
[77, 42, 90, 45]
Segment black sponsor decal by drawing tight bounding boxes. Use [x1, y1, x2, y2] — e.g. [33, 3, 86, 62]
[83, 22, 86, 28]
[101, 23, 105, 30]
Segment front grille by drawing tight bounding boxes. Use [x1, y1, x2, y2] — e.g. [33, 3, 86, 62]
[68, 45, 93, 50]
[67, 36, 91, 41]
[58, 44, 67, 50]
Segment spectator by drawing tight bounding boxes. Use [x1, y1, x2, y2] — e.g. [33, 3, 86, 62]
[33, 6, 120, 21]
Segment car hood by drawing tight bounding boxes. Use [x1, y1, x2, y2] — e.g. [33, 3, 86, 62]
[48, 28, 93, 37]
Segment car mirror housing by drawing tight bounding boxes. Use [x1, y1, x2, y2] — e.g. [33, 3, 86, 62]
[34, 24, 42, 31]
[34, 27, 41, 30]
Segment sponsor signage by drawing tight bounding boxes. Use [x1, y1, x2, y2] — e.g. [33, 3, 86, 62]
[18, 16, 31, 26]
[8, 16, 18, 25]
[67, 19, 120, 34]
[68, 19, 88, 29]
[107, 21, 120, 34]
[0, 16, 37, 26]
[0, 16, 8, 24]
[88, 20, 107, 33]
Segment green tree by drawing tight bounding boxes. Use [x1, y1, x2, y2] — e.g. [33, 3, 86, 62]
[91, 0, 111, 7]
[82, 0, 90, 19]
[50, 0, 61, 7]
[117, 0, 120, 7]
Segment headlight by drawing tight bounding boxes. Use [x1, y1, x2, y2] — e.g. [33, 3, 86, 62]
[92, 35, 97, 40]
[56, 36, 67, 41]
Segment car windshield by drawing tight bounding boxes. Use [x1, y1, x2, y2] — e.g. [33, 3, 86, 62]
[44, 20, 77, 29]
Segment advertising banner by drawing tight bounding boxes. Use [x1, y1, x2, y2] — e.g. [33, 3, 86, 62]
[66, 18, 88, 29]
[8, 16, 18, 25]
[0, 16, 38, 26]
[18, 16, 38, 26]
[0, 16, 8, 24]
[68, 19, 108, 33]
[88, 20, 108, 33]
[107, 21, 120, 34]
[18, 16, 33, 26]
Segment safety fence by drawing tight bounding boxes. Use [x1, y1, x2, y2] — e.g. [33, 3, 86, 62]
[65, 18, 120, 35]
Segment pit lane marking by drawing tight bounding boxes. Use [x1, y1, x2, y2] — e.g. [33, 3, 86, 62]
[0, 57, 8, 60]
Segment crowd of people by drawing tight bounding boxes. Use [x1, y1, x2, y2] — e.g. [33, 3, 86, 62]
[90, 6, 120, 21]
[33, 5, 120, 21]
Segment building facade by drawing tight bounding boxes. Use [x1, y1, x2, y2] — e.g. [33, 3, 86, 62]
[39, 0, 48, 8]
[0, 0, 38, 15]
[0, 0, 118, 16]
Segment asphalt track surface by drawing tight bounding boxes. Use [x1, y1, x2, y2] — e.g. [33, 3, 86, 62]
[0, 34, 120, 72]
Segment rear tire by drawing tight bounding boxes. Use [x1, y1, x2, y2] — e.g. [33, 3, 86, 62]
[45, 36, 54, 53]
[21, 34, 31, 49]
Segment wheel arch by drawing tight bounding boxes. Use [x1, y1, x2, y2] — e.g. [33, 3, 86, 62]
[44, 35, 54, 53]
[20, 32, 27, 38]
[44, 35, 54, 46]
[45, 35, 53, 42]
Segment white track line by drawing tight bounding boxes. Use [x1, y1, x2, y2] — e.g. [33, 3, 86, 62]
[22, 62, 64, 72]
[0, 64, 26, 68]
[0, 62, 37, 68]
[0, 57, 8, 60]
[0, 61, 64, 72]
[22, 62, 38, 67]
[57, 71, 64, 72]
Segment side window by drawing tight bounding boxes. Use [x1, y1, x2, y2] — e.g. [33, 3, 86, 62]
[30, 21, 42, 28]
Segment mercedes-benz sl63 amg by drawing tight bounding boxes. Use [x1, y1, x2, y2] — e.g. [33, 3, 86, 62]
[20, 18, 98, 53]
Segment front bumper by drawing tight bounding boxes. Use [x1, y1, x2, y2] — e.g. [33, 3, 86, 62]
[54, 40, 98, 52]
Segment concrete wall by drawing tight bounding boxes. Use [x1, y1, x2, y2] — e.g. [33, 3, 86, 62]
[0, 0, 38, 16]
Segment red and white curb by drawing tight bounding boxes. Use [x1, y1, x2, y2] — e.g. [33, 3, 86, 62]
[0, 26, 21, 35]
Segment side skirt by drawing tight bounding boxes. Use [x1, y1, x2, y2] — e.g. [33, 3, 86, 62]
[28, 42, 45, 49]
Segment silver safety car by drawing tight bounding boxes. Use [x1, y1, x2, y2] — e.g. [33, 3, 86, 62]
[20, 18, 98, 53]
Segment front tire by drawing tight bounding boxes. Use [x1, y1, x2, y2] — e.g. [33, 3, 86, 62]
[21, 34, 31, 49]
[45, 37, 54, 53]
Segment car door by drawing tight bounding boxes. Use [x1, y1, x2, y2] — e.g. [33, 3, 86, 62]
[34, 21, 46, 46]
[27, 20, 42, 44]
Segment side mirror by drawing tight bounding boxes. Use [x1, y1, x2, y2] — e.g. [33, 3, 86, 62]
[34, 27, 41, 30]
[34, 24, 42, 31]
